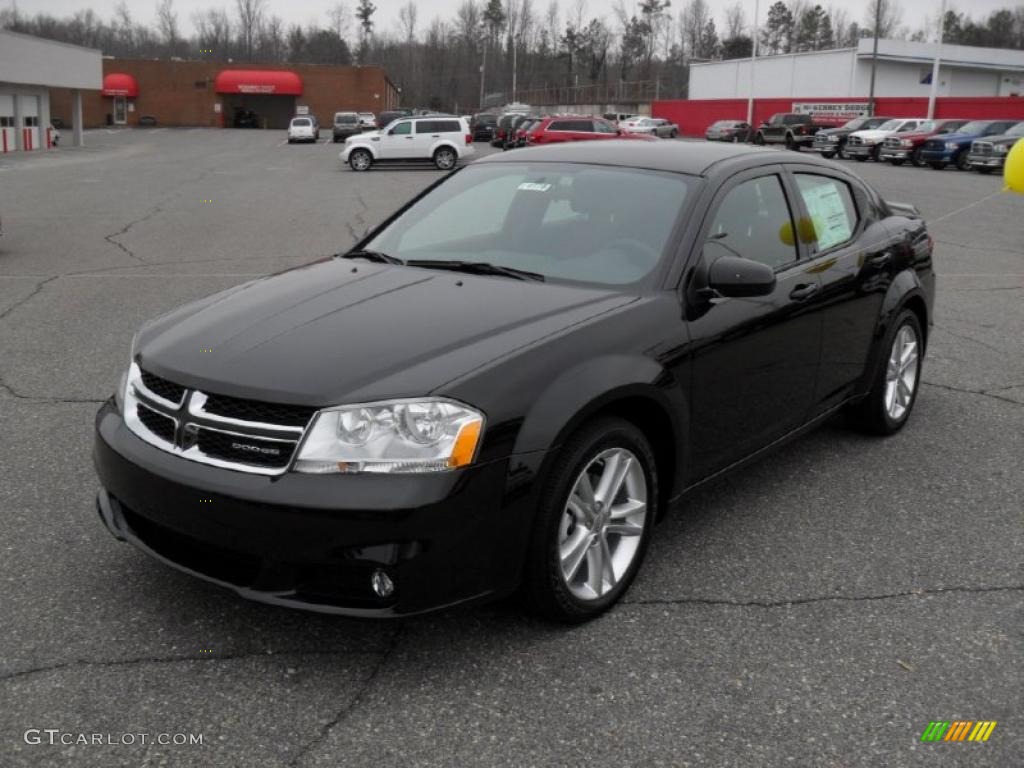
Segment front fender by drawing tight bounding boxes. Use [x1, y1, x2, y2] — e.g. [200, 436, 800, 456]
[513, 354, 687, 498]
[344, 141, 378, 160]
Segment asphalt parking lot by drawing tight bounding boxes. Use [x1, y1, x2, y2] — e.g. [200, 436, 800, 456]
[0, 128, 1020, 767]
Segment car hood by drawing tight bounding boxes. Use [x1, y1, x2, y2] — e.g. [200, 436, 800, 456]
[850, 129, 896, 141]
[136, 259, 635, 406]
[935, 131, 983, 143]
[816, 126, 853, 137]
[976, 133, 1022, 147]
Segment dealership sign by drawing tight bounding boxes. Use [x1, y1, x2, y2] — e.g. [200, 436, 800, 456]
[237, 84, 277, 94]
[793, 102, 869, 125]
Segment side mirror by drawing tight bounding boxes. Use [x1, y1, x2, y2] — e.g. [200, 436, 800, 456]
[707, 255, 776, 298]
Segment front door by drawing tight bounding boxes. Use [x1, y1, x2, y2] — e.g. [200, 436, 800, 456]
[113, 97, 127, 125]
[380, 120, 416, 158]
[682, 168, 825, 482]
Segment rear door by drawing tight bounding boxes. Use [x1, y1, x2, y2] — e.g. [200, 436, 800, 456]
[786, 166, 898, 412]
[682, 167, 825, 480]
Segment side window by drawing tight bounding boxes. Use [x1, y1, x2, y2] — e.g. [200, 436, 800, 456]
[706, 175, 797, 269]
[794, 174, 859, 251]
[568, 120, 593, 132]
[592, 120, 616, 134]
[391, 121, 412, 135]
[436, 121, 461, 133]
[415, 120, 435, 133]
[548, 120, 571, 131]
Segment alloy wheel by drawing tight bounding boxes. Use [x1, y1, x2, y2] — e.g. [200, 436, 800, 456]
[435, 149, 456, 170]
[350, 150, 371, 171]
[884, 324, 919, 421]
[558, 448, 647, 601]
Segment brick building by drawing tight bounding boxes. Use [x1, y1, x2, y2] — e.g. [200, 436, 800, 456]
[51, 58, 399, 130]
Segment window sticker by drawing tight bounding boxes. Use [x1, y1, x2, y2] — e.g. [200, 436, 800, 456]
[799, 181, 852, 249]
[518, 182, 552, 192]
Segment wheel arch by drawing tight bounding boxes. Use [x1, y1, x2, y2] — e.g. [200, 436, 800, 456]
[512, 360, 687, 517]
[857, 270, 931, 395]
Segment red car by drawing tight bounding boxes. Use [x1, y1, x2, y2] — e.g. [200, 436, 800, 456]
[877, 119, 969, 167]
[526, 116, 656, 145]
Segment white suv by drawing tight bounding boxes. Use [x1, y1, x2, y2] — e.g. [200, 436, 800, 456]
[287, 116, 318, 144]
[341, 116, 475, 171]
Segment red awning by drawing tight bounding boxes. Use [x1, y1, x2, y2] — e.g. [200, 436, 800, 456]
[214, 70, 303, 96]
[102, 73, 139, 97]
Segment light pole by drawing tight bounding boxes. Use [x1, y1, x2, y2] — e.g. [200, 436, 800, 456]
[746, 0, 760, 128]
[479, 37, 487, 110]
[926, 0, 947, 119]
[867, 0, 882, 116]
[512, 33, 519, 103]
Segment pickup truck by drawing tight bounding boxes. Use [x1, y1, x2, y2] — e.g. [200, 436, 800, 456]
[877, 119, 969, 167]
[752, 113, 829, 150]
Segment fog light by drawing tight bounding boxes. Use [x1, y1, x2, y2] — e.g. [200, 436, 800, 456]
[371, 569, 394, 598]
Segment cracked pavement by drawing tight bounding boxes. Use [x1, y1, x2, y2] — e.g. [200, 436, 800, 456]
[0, 130, 1021, 766]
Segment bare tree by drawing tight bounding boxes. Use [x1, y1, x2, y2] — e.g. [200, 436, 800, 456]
[328, 3, 351, 43]
[724, 2, 746, 39]
[398, 1, 418, 42]
[155, 0, 178, 51]
[864, 0, 902, 38]
[234, 0, 266, 60]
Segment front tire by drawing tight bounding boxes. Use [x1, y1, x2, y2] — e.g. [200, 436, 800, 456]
[433, 146, 457, 170]
[348, 148, 372, 171]
[911, 147, 925, 167]
[821, 150, 836, 159]
[976, 167, 993, 175]
[754, 132, 765, 145]
[522, 418, 658, 623]
[930, 161, 947, 170]
[889, 158, 905, 166]
[955, 151, 970, 171]
[849, 309, 923, 435]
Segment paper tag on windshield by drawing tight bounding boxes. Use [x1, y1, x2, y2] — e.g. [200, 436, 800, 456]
[518, 182, 552, 192]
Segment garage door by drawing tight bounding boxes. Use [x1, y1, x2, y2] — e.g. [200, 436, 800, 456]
[0, 93, 15, 152]
[20, 94, 40, 150]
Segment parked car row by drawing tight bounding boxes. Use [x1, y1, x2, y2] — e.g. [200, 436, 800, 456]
[703, 112, 1024, 174]
[470, 110, 676, 151]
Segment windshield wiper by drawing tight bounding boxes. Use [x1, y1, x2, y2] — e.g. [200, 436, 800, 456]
[405, 259, 545, 282]
[337, 249, 405, 265]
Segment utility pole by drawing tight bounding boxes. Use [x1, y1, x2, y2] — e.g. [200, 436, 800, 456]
[926, 0, 946, 119]
[746, 0, 760, 127]
[867, 0, 882, 116]
[512, 34, 518, 103]
[479, 38, 487, 109]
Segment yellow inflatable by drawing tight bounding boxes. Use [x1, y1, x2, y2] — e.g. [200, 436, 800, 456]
[778, 217, 818, 247]
[1005, 139, 1024, 194]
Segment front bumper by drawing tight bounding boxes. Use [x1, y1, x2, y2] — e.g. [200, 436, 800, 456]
[879, 148, 913, 161]
[845, 144, 879, 158]
[93, 401, 534, 617]
[811, 139, 841, 153]
[967, 154, 1005, 169]
[921, 149, 956, 163]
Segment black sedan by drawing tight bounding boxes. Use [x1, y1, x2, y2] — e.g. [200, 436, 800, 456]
[94, 142, 934, 622]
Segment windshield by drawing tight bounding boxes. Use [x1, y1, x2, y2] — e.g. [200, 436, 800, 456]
[841, 118, 866, 129]
[364, 163, 691, 287]
[876, 120, 902, 131]
[335, 114, 357, 124]
[1005, 122, 1024, 137]
[958, 121, 989, 134]
[291, 118, 311, 127]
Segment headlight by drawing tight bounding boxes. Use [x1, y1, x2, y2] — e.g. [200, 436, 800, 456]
[114, 333, 138, 412]
[945, 142, 959, 150]
[901, 139, 914, 147]
[995, 144, 1009, 154]
[294, 398, 484, 474]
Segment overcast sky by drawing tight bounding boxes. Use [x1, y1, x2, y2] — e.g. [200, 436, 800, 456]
[14, 0, 1018, 39]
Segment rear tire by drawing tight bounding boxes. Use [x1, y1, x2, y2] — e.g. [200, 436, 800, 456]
[348, 148, 372, 171]
[754, 132, 765, 145]
[871, 144, 882, 162]
[930, 161, 946, 170]
[889, 159, 905, 166]
[854, 155, 867, 162]
[433, 146, 457, 170]
[821, 151, 836, 159]
[848, 309, 923, 436]
[976, 167, 994, 175]
[522, 418, 658, 623]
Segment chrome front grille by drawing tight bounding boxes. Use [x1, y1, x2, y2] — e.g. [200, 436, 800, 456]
[848, 136, 863, 146]
[924, 139, 944, 151]
[883, 137, 902, 149]
[971, 141, 993, 155]
[124, 364, 313, 475]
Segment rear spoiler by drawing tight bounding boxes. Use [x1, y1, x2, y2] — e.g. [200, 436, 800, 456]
[886, 200, 922, 219]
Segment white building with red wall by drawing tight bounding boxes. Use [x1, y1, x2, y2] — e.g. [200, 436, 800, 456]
[0, 29, 102, 152]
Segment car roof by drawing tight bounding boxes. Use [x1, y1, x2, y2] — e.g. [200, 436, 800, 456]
[478, 140, 839, 177]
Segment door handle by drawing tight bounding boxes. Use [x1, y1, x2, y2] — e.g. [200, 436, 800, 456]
[405, 136, 414, 140]
[868, 252, 892, 268]
[789, 283, 819, 301]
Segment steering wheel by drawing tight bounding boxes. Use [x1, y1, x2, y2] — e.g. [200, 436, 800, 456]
[602, 238, 659, 266]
